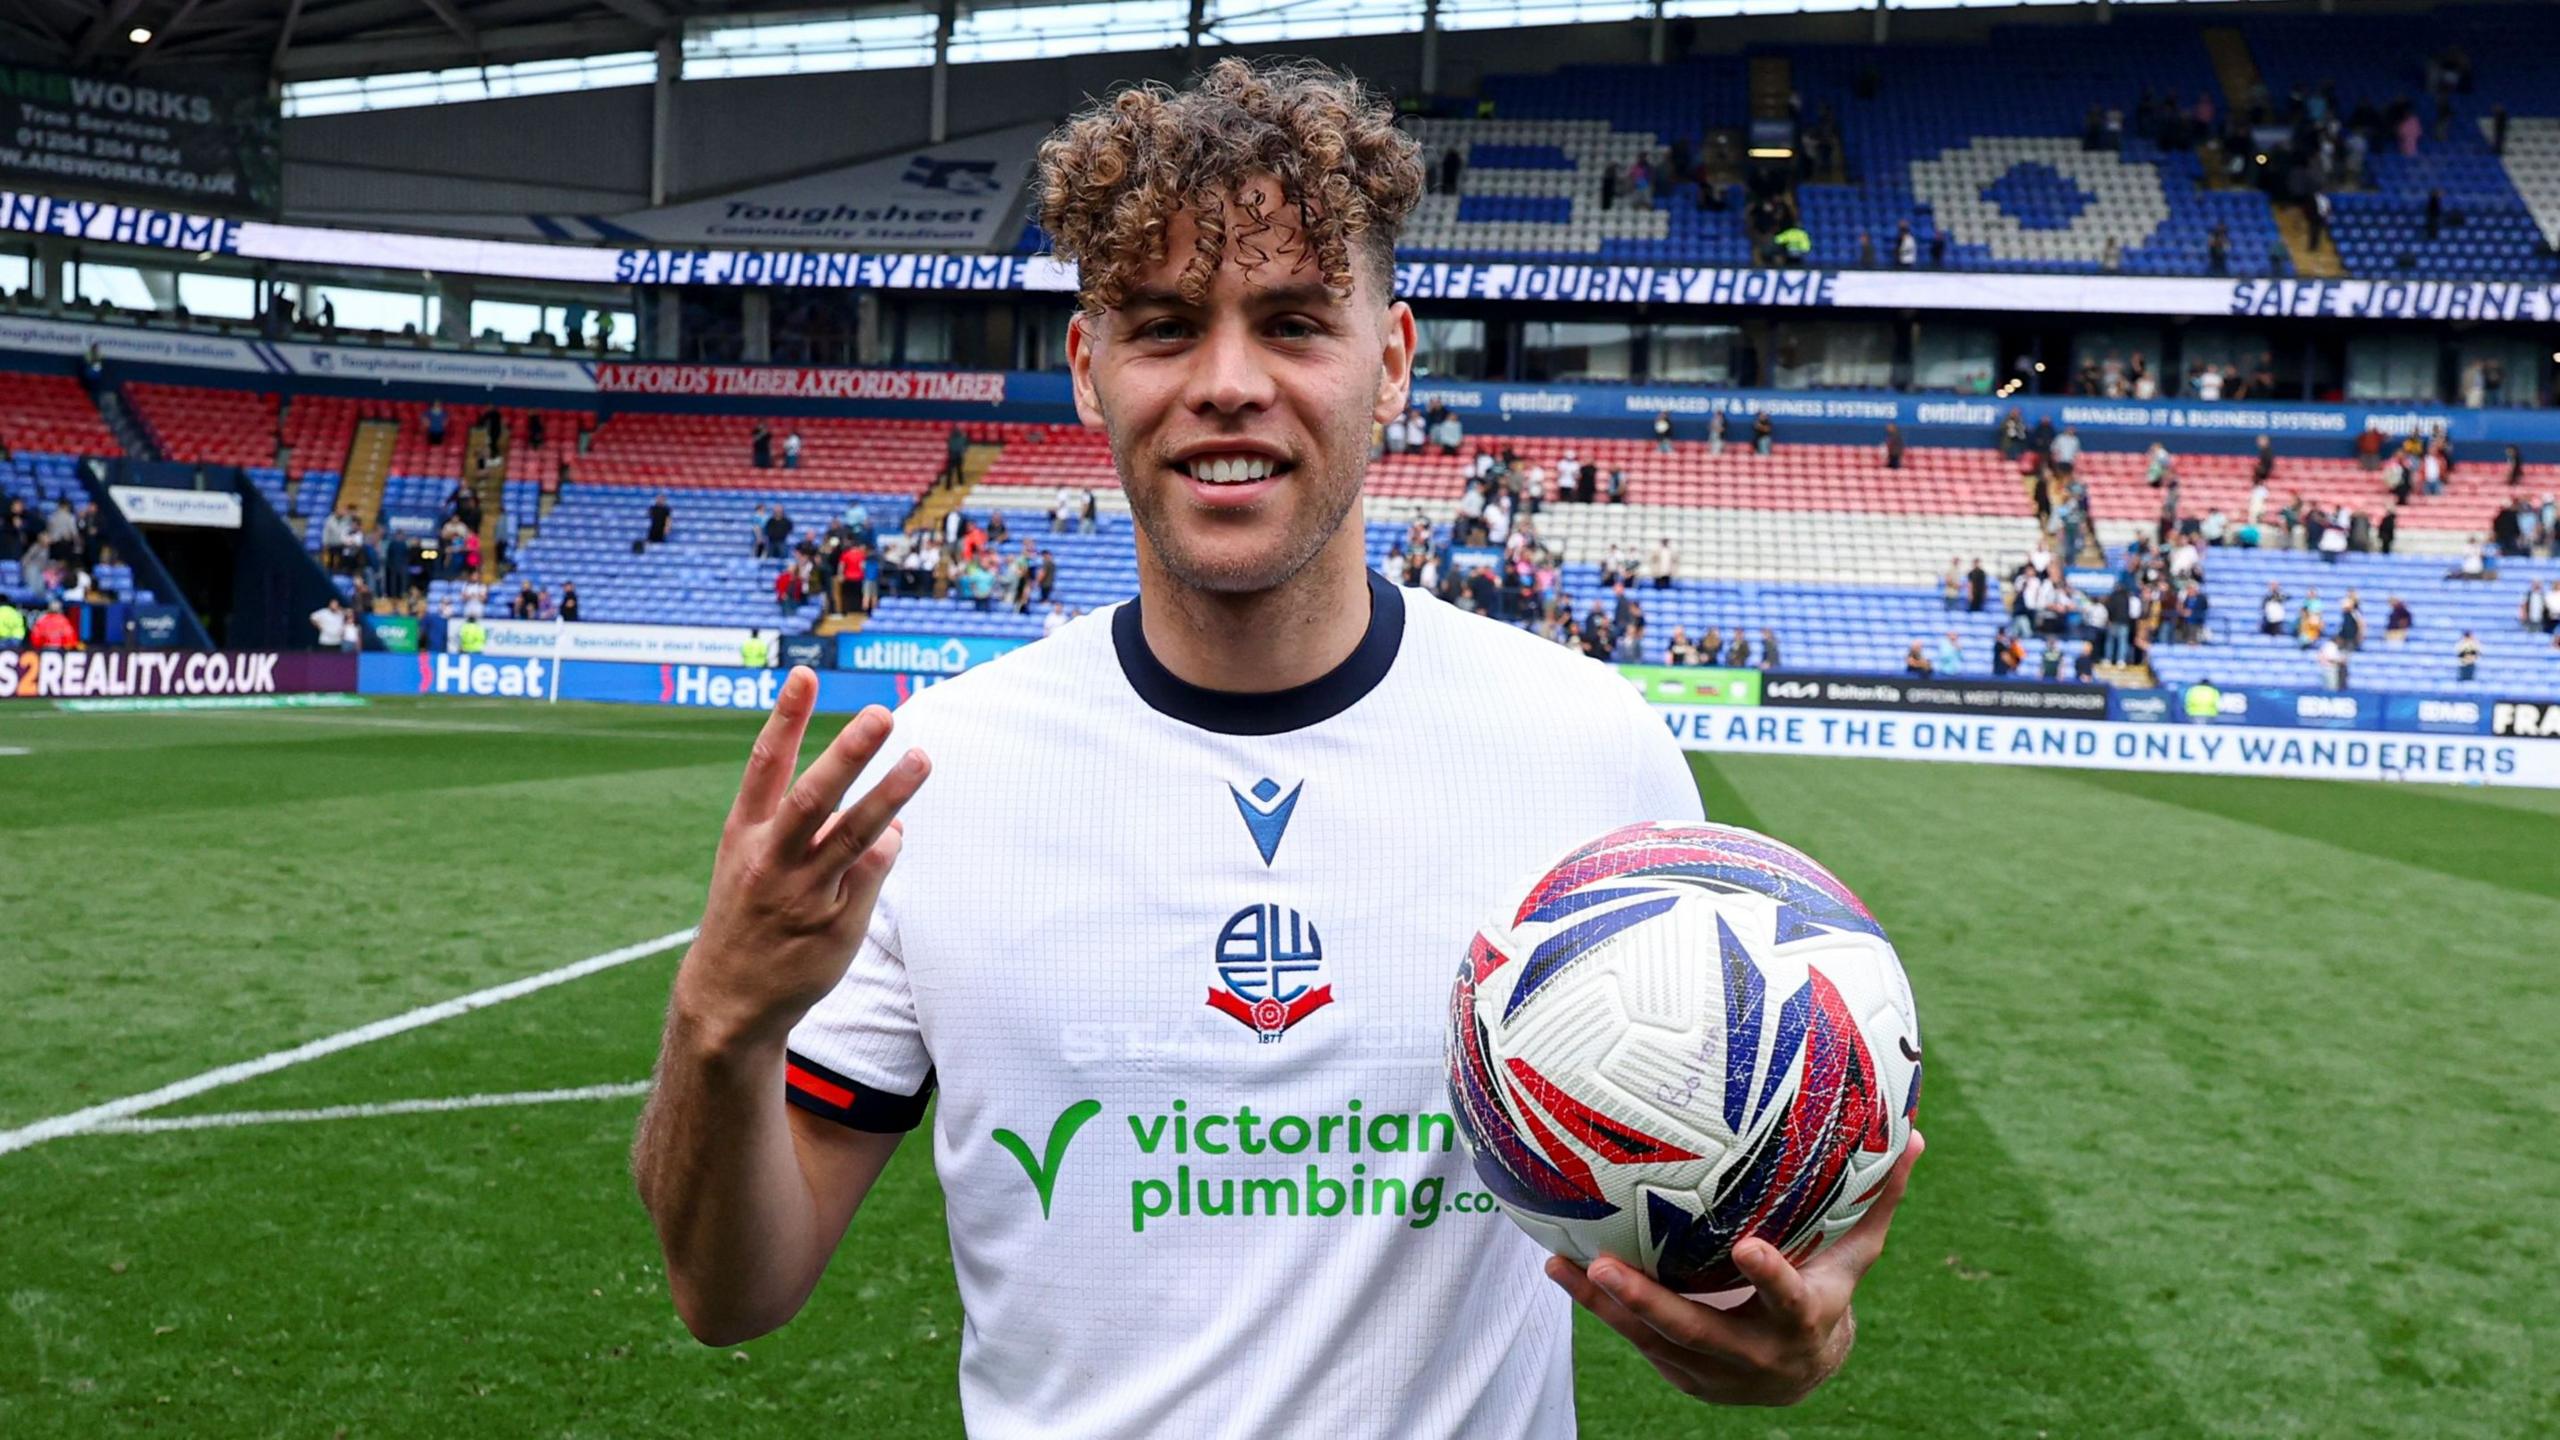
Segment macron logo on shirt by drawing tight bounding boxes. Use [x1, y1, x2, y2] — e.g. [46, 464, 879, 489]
[1228, 777, 1303, 866]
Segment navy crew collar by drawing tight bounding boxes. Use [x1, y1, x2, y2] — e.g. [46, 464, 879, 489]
[1114, 569, 1405, 736]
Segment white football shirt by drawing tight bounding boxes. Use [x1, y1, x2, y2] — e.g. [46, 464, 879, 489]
[787, 570, 1704, 1439]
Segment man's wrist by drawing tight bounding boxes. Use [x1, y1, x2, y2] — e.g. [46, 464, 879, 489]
[668, 968, 797, 1068]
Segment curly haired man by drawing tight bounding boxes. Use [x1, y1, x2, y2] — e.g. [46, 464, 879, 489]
[634, 58, 1916, 1438]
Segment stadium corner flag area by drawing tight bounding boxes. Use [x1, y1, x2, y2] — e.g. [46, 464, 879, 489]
[5, 1, 2560, 1434]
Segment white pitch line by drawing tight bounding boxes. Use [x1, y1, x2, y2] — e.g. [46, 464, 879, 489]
[0, 927, 697, 1159]
[79, 1082, 653, 1135]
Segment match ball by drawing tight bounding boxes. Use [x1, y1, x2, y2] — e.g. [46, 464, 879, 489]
[1446, 822, 1920, 1294]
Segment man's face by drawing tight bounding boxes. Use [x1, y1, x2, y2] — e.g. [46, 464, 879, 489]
[1068, 176, 1414, 596]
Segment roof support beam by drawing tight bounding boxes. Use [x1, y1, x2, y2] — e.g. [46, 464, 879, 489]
[416, 0, 482, 48]
[70, 0, 152, 66]
[273, 0, 307, 71]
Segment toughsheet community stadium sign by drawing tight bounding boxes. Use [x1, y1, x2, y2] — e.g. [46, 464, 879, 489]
[1, 650, 350, 700]
[0, 66, 278, 213]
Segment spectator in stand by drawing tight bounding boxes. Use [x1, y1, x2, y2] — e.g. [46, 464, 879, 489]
[1991, 630, 2022, 677]
[1940, 560, 1963, 611]
[1966, 558, 1989, 613]
[2505, 445, 2525, 488]
[528, 412, 546, 451]
[1605, 466, 1626, 504]
[1428, 404, 1463, 454]
[751, 422, 774, 469]
[2455, 630, 2479, 681]
[2259, 582, 2286, 637]
[2050, 425, 2081, 476]
[1722, 631, 1750, 667]
[2355, 425, 2385, 470]
[1758, 629, 1780, 669]
[1751, 412, 1773, 456]
[460, 576, 488, 623]
[1883, 423, 1904, 470]
[1933, 632, 1961, 674]
[1904, 639, 1931, 676]
[647, 494, 674, 546]
[1652, 409, 1673, 454]
[310, 598, 350, 652]
[943, 425, 970, 489]
[1893, 221, 1917, 268]
[2385, 596, 2413, 643]
[2073, 639, 2097, 682]
[1997, 408, 2026, 460]
[28, 600, 77, 649]
[426, 400, 447, 446]
[560, 581, 581, 622]
[764, 503, 793, 560]
[1081, 489, 1099, 534]
[2206, 222, 2230, 275]
[437, 516, 469, 578]
[1665, 628, 1698, 665]
[1648, 532, 1689, 589]
[513, 579, 542, 619]
[2038, 636, 2064, 680]
[1036, 545, 1057, 605]
[784, 429, 804, 470]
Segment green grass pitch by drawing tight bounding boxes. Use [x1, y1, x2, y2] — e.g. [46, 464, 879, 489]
[3, 697, 2556, 1436]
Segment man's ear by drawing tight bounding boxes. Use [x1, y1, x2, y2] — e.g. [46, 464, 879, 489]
[1374, 299, 1417, 426]
[1067, 311, 1106, 430]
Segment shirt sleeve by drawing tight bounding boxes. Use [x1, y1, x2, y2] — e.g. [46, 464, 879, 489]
[782, 744, 936, 1134]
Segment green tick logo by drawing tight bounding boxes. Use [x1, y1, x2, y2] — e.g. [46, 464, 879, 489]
[991, 1099, 1102, 1219]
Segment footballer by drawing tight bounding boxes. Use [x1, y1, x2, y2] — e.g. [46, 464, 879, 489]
[633, 57, 1919, 1437]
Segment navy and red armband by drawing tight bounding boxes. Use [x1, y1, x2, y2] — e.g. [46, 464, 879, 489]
[783, 1051, 934, 1133]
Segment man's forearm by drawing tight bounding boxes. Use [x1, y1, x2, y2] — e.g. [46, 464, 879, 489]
[632, 997, 828, 1346]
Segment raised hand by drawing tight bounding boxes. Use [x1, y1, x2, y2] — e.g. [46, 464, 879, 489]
[1546, 1133, 1923, 1407]
[672, 669, 930, 1050]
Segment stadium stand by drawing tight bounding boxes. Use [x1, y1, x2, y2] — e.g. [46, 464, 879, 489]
[2151, 551, 2560, 692]
[1788, 25, 2284, 276]
[0, 373, 125, 458]
[568, 415, 995, 495]
[2240, 6, 2560, 281]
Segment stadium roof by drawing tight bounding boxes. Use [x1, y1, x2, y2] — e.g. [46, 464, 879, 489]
[0, 0, 2333, 90]
[0, 0, 823, 82]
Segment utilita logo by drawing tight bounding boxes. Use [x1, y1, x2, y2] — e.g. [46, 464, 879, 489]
[845, 636, 975, 674]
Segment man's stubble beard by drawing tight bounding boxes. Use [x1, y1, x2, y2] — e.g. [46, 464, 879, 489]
[1107, 396, 1376, 600]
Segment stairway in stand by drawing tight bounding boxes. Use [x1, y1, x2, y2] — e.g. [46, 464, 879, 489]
[96, 383, 163, 462]
[465, 429, 508, 581]
[902, 443, 1001, 537]
[337, 419, 399, 524]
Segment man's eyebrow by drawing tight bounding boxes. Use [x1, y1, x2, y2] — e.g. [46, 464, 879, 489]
[1117, 287, 1192, 312]
[1114, 282, 1342, 314]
